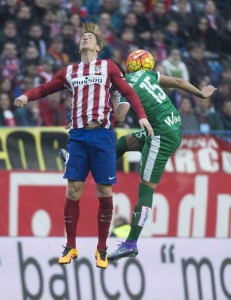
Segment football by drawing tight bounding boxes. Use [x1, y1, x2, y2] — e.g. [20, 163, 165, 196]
[127, 49, 155, 73]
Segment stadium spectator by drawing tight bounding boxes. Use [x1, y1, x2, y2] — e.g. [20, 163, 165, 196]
[48, 0, 68, 25]
[14, 75, 35, 98]
[150, 27, 168, 62]
[121, 12, 142, 47]
[30, 0, 48, 22]
[179, 97, 200, 130]
[69, 13, 82, 44]
[20, 46, 40, 69]
[27, 23, 47, 60]
[219, 100, 231, 130]
[218, 16, 231, 60]
[194, 96, 224, 131]
[20, 62, 40, 87]
[114, 28, 140, 61]
[150, 0, 171, 29]
[39, 92, 67, 126]
[170, 0, 195, 38]
[188, 15, 221, 58]
[211, 79, 231, 112]
[0, 0, 19, 26]
[42, 9, 61, 39]
[65, 0, 90, 22]
[98, 12, 115, 45]
[39, 56, 56, 80]
[0, 92, 16, 127]
[162, 47, 189, 81]
[164, 19, 186, 51]
[184, 42, 211, 87]
[131, 0, 152, 47]
[97, 12, 115, 58]
[203, 0, 225, 31]
[0, 78, 13, 96]
[0, 42, 20, 81]
[96, 0, 123, 34]
[61, 22, 80, 63]
[15, 101, 41, 126]
[46, 35, 69, 70]
[0, 20, 20, 53]
[16, 4, 33, 42]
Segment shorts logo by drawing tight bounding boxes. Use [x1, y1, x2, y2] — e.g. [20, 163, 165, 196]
[164, 112, 181, 126]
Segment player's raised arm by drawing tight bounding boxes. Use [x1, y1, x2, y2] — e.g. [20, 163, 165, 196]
[159, 75, 217, 99]
[14, 68, 67, 108]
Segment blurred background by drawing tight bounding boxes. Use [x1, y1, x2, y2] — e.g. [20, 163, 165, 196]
[0, 0, 230, 299]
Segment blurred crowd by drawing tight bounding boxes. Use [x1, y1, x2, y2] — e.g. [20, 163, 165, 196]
[0, 0, 230, 132]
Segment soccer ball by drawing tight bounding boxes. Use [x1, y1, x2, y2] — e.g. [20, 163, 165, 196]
[127, 49, 155, 73]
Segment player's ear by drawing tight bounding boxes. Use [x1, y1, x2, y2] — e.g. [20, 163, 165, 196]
[96, 44, 101, 53]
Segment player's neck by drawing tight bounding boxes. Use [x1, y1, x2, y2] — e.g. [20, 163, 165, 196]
[81, 51, 98, 64]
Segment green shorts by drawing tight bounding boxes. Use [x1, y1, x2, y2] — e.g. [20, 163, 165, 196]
[132, 129, 182, 183]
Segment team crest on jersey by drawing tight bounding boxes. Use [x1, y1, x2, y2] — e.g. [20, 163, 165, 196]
[95, 65, 102, 74]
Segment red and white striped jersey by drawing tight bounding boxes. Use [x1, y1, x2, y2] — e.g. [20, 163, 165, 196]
[24, 59, 147, 128]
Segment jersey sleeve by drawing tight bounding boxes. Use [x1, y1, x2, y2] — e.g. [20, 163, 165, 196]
[24, 67, 68, 101]
[112, 90, 130, 108]
[108, 60, 147, 119]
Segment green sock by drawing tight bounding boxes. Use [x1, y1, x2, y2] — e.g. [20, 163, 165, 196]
[127, 183, 154, 242]
[116, 136, 128, 159]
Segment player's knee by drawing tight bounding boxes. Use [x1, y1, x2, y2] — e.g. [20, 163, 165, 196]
[67, 181, 83, 200]
[96, 184, 112, 198]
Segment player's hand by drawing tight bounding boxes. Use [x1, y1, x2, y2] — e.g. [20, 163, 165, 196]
[14, 95, 28, 108]
[139, 118, 154, 137]
[200, 85, 217, 99]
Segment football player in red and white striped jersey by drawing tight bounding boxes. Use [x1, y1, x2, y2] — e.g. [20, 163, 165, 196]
[14, 22, 153, 269]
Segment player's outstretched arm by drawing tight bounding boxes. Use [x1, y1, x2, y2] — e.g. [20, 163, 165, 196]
[159, 75, 217, 99]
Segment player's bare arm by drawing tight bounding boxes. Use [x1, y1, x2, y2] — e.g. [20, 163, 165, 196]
[114, 103, 130, 123]
[159, 75, 217, 99]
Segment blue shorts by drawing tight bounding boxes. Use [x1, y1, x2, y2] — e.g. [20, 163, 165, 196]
[64, 128, 117, 184]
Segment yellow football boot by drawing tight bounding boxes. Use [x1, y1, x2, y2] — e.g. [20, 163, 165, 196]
[58, 246, 78, 264]
[95, 249, 108, 269]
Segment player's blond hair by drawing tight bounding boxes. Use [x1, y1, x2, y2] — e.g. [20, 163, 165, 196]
[80, 22, 104, 50]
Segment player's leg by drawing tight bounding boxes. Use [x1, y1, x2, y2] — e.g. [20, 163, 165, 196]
[59, 180, 83, 264]
[59, 129, 89, 264]
[116, 129, 146, 159]
[108, 131, 182, 261]
[90, 128, 116, 269]
[95, 183, 113, 269]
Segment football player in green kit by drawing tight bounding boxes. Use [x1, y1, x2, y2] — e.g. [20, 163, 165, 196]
[107, 49, 217, 261]
[59, 50, 217, 261]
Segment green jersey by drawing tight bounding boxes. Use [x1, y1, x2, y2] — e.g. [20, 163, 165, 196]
[124, 70, 182, 135]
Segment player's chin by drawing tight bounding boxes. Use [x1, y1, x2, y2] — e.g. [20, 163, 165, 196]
[80, 45, 90, 51]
